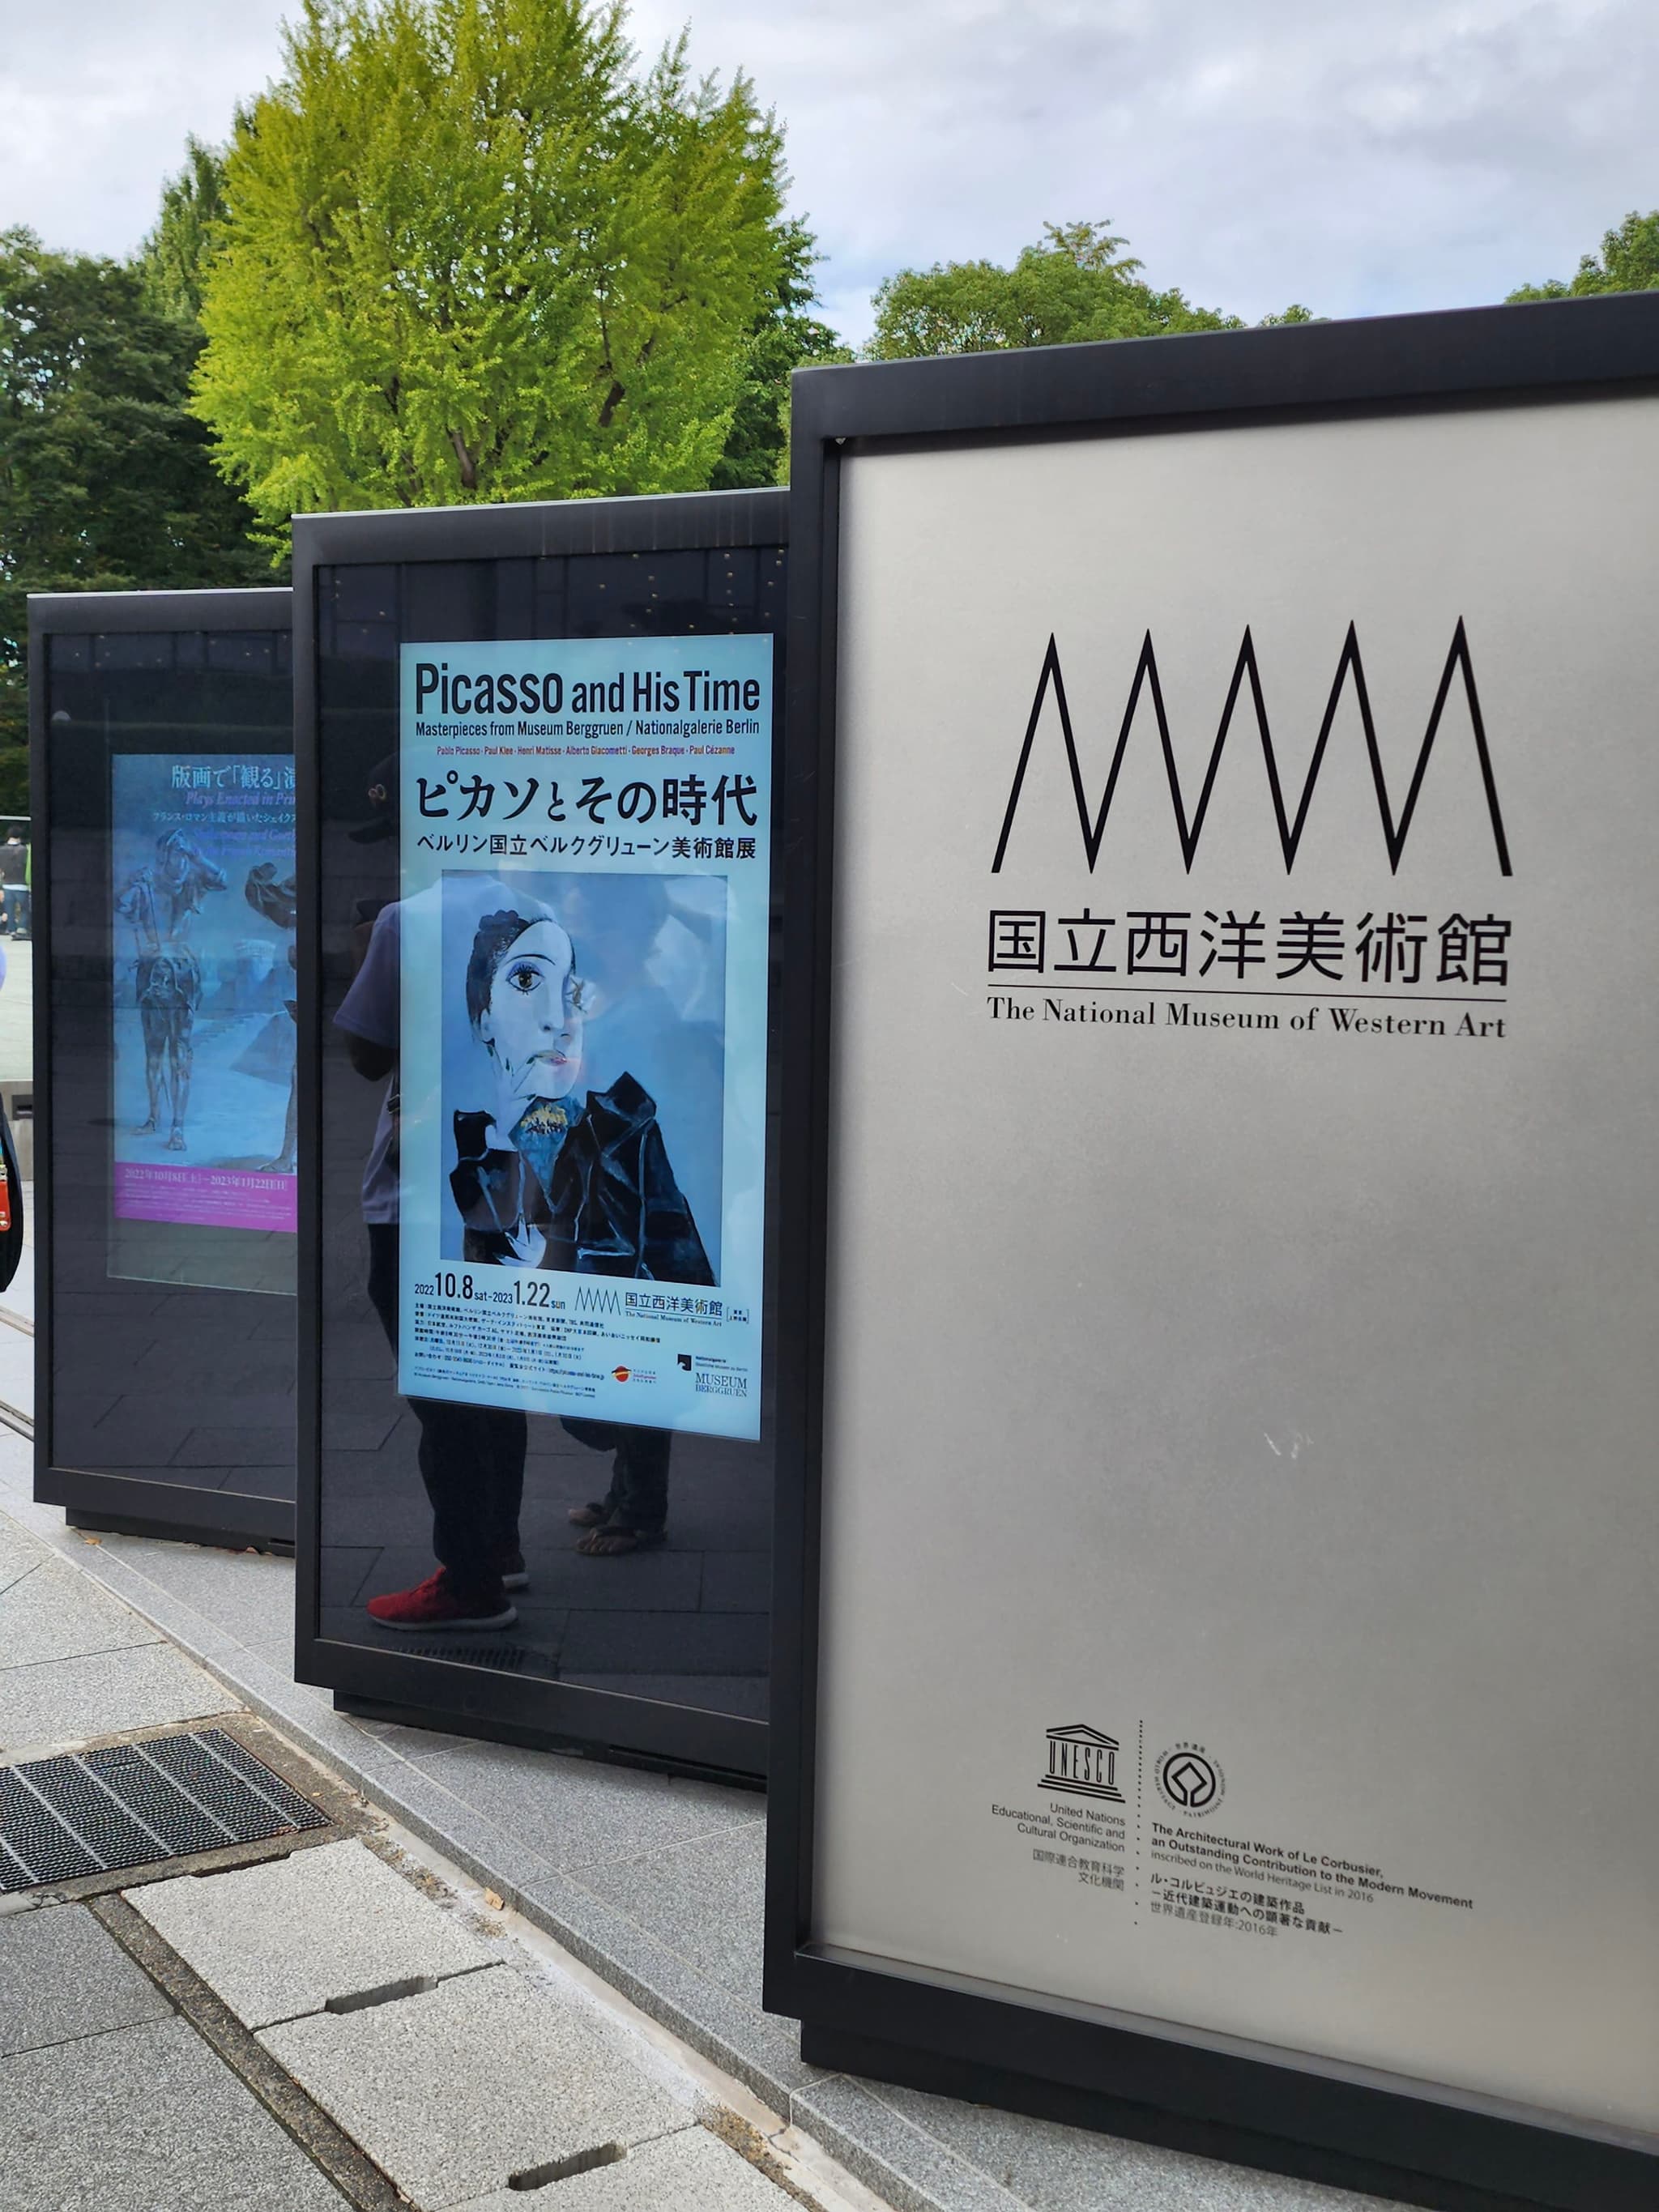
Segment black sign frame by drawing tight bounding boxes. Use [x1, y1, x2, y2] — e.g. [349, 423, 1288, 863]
[764, 297, 1659, 2212]
[30, 586, 296, 1551]
[293, 490, 787, 1781]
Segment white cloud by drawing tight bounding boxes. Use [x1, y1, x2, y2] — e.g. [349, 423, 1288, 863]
[2, 0, 1654, 343]
[0, 2, 291, 255]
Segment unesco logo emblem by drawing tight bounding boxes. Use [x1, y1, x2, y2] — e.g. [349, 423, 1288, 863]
[1040, 1723, 1124, 1803]
[1156, 1742, 1224, 1817]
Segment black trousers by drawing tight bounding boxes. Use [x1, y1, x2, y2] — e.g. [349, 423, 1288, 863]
[365, 1226, 673, 1594]
[366, 1223, 525, 1600]
[563, 1419, 672, 1536]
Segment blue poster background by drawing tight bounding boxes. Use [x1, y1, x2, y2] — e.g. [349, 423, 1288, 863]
[109, 752, 297, 1278]
[397, 636, 770, 1440]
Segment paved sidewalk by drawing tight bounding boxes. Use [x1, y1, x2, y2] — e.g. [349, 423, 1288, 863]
[0, 1498, 866, 2211]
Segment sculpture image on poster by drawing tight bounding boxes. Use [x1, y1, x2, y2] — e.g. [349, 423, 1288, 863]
[397, 635, 770, 1440]
[109, 754, 297, 1278]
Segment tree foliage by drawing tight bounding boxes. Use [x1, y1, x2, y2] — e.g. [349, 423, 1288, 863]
[710, 217, 850, 490]
[194, 0, 804, 531]
[1507, 211, 1659, 302]
[138, 138, 231, 324]
[865, 220, 1248, 359]
[0, 228, 267, 811]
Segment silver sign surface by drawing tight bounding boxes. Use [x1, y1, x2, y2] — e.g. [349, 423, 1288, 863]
[812, 396, 1659, 2145]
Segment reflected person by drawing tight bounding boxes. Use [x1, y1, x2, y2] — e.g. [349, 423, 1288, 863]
[338, 892, 529, 1633]
[451, 909, 711, 1558]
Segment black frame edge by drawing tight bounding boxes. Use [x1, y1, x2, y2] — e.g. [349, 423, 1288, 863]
[28, 595, 49, 1504]
[290, 486, 787, 569]
[799, 2018, 1653, 2212]
[292, 539, 324, 1687]
[787, 291, 1659, 447]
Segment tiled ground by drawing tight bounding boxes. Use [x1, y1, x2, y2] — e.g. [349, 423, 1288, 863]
[3, 2001, 349, 2211]
[0, 1511, 237, 1757]
[0, 1490, 805, 2211]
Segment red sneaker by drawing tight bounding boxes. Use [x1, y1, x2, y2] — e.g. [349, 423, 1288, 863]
[366, 1570, 516, 1631]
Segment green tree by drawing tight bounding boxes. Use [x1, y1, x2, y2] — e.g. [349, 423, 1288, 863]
[138, 137, 231, 324]
[0, 228, 267, 812]
[865, 220, 1249, 359]
[712, 217, 850, 490]
[194, 0, 804, 534]
[1508, 211, 1659, 301]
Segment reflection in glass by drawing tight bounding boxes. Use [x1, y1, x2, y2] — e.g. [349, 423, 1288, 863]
[315, 550, 783, 1726]
[44, 624, 296, 1516]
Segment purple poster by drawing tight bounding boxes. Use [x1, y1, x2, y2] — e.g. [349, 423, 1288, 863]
[110, 754, 296, 1266]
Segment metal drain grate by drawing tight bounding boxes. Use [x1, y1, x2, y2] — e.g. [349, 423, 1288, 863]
[0, 1729, 327, 1894]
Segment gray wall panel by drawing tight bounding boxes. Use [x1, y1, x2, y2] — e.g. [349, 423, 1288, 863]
[811, 397, 1659, 2142]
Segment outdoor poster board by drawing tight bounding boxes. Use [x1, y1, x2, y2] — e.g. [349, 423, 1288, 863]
[766, 302, 1659, 2212]
[32, 590, 297, 1551]
[296, 497, 784, 1784]
[394, 636, 770, 1436]
[110, 751, 297, 1273]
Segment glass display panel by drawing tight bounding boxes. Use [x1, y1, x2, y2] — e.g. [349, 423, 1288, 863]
[110, 751, 296, 1278]
[317, 549, 783, 1719]
[45, 626, 296, 1507]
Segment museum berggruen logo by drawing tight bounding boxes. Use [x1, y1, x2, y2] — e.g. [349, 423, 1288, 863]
[992, 622, 1511, 877]
[1040, 1723, 1125, 1802]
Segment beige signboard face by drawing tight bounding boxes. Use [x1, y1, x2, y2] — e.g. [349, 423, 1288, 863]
[812, 395, 1659, 2144]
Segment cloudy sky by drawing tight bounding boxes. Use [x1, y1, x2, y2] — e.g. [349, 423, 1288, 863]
[2, 0, 1654, 343]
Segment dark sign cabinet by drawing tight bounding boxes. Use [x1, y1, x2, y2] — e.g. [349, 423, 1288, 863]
[32, 588, 297, 1549]
[294, 492, 785, 1782]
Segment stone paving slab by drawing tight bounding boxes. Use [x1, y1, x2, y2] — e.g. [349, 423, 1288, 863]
[260, 1963, 686, 2209]
[792, 2075, 1026, 2212]
[1, 2012, 348, 2210]
[405, 1735, 761, 1876]
[0, 1639, 237, 1754]
[0, 1558, 159, 1669]
[62, 1534, 298, 1666]
[450, 2123, 789, 2209]
[575, 1817, 766, 2008]
[132, 1836, 500, 2027]
[0, 1506, 44, 1592]
[866, 2079, 1401, 2212]
[0, 1901, 171, 2056]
